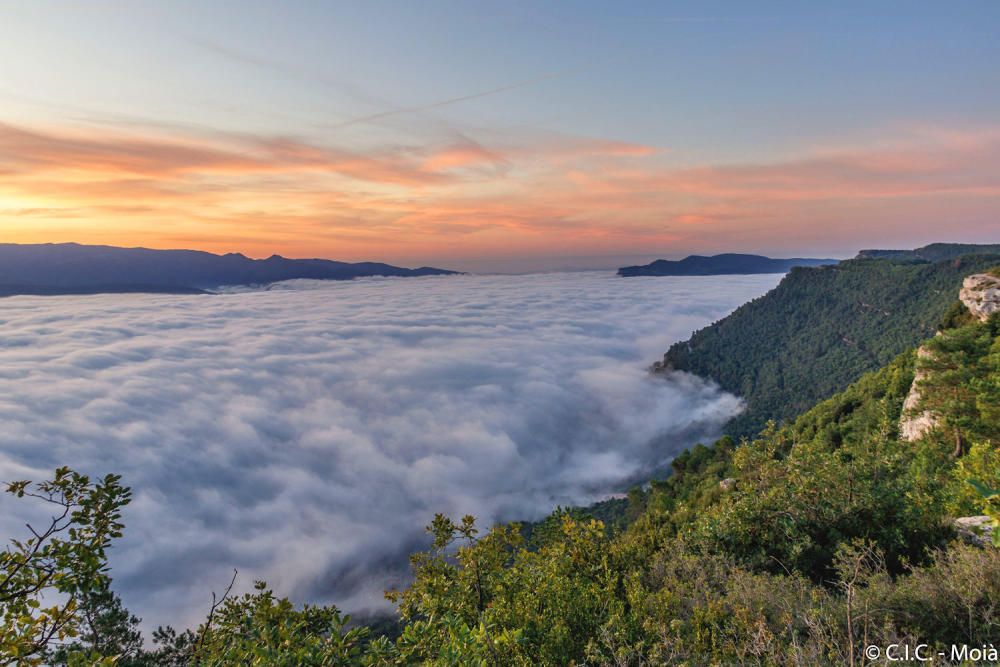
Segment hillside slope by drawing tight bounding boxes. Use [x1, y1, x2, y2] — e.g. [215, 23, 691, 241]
[657, 251, 1000, 437]
[383, 295, 1000, 665]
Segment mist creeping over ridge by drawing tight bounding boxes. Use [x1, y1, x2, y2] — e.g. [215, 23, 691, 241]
[0, 272, 779, 629]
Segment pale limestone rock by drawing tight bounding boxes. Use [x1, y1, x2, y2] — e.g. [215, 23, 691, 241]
[899, 345, 938, 442]
[959, 273, 1000, 322]
[719, 477, 737, 491]
[953, 515, 995, 547]
[900, 271, 1000, 441]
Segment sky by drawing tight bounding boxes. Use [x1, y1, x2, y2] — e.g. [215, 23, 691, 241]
[0, 1, 998, 271]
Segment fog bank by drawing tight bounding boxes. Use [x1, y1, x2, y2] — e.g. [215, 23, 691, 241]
[0, 271, 780, 629]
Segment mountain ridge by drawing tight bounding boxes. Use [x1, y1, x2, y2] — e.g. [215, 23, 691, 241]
[0, 242, 459, 296]
[856, 242, 1000, 262]
[618, 253, 838, 276]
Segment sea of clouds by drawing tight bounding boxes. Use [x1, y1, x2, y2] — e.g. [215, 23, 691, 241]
[0, 271, 780, 630]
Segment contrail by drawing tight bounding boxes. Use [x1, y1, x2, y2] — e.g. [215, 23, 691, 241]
[190, 36, 579, 131]
[322, 70, 573, 130]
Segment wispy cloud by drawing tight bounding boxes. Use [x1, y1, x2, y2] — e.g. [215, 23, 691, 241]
[1, 117, 998, 263]
[0, 122, 449, 185]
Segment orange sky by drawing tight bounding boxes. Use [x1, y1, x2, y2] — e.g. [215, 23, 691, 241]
[2, 120, 999, 270]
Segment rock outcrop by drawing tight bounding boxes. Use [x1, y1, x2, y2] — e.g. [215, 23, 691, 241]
[899, 270, 999, 441]
[953, 515, 995, 547]
[959, 273, 1000, 322]
[899, 345, 938, 442]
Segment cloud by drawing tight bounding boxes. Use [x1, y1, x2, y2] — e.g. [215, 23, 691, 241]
[0, 122, 445, 185]
[421, 136, 510, 173]
[0, 272, 779, 631]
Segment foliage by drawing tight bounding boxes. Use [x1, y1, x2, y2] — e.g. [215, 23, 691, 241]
[0, 467, 130, 666]
[381, 518, 1000, 665]
[659, 253, 1000, 437]
[937, 299, 977, 331]
[187, 579, 372, 666]
[45, 585, 145, 666]
[386, 514, 630, 665]
[141, 626, 198, 667]
[370, 305, 1000, 663]
[914, 318, 1000, 455]
[692, 422, 946, 579]
[968, 480, 1000, 547]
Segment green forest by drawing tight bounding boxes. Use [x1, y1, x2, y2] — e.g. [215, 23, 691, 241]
[660, 250, 1000, 437]
[3, 265, 999, 665]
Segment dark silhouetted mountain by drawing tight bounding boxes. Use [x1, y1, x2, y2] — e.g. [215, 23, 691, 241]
[617, 253, 838, 277]
[855, 242, 1000, 262]
[0, 243, 459, 296]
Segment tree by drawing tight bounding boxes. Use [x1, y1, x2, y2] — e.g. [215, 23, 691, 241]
[388, 514, 625, 665]
[45, 584, 145, 666]
[0, 467, 131, 666]
[972, 321, 1000, 441]
[916, 325, 991, 456]
[188, 579, 372, 666]
[968, 480, 1000, 547]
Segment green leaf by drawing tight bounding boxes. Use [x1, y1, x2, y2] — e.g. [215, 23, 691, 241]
[968, 478, 1000, 498]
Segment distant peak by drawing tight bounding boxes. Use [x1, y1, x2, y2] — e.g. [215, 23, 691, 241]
[619, 253, 837, 277]
[0, 241, 460, 294]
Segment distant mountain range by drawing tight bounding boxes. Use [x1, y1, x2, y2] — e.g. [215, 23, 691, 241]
[617, 253, 838, 277]
[855, 243, 1000, 262]
[0, 243, 459, 296]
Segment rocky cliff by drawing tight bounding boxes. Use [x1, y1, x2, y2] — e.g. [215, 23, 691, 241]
[959, 272, 1000, 321]
[899, 269, 1000, 441]
[899, 344, 938, 442]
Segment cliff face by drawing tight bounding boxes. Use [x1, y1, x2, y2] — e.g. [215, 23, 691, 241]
[899, 269, 999, 442]
[959, 273, 1000, 321]
[899, 345, 937, 442]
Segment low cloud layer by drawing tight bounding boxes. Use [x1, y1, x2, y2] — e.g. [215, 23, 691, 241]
[0, 272, 779, 629]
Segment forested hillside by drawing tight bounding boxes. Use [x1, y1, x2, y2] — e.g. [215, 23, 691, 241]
[369, 300, 999, 665]
[658, 250, 1000, 437]
[3, 270, 999, 665]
